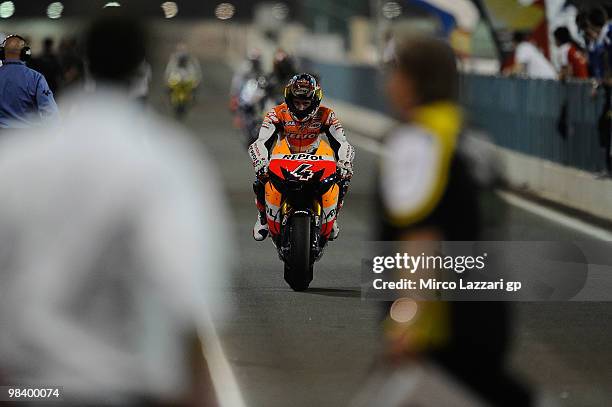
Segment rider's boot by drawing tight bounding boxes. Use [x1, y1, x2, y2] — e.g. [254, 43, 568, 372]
[329, 220, 340, 241]
[330, 181, 348, 242]
[253, 211, 269, 241]
[253, 179, 269, 241]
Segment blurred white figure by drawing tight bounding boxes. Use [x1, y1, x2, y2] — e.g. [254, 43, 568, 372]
[511, 32, 557, 79]
[0, 90, 230, 405]
[381, 30, 397, 65]
[129, 60, 153, 103]
[0, 16, 231, 406]
[230, 48, 263, 101]
[165, 43, 202, 86]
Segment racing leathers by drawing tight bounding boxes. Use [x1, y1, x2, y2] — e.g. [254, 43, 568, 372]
[248, 103, 355, 240]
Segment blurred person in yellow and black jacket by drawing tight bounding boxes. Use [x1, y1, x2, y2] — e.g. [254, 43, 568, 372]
[375, 34, 532, 407]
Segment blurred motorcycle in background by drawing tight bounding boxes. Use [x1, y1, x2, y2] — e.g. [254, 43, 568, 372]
[167, 76, 196, 119]
[237, 76, 268, 146]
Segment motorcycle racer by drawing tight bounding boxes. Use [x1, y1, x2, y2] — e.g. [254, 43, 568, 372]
[230, 48, 264, 111]
[248, 73, 355, 241]
[165, 43, 202, 87]
[264, 50, 298, 107]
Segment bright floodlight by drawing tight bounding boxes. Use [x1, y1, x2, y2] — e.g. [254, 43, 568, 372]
[103, 2, 121, 8]
[215, 2, 235, 20]
[389, 298, 418, 324]
[161, 2, 178, 19]
[47, 2, 64, 19]
[272, 2, 289, 20]
[382, 1, 402, 19]
[0, 1, 15, 18]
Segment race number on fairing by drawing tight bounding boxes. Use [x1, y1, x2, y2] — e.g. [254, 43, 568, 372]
[290, 163, 315, 180]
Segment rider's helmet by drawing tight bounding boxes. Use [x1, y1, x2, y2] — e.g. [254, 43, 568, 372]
[247, 48, 262, 72]
[273, 49, 296, 78]
[284, 73, 323, 122]
[177, 54, 189, 68]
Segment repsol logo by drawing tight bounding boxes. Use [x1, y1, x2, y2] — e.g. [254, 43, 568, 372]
[287, 133, 318, 140]
[282, 154, 325, 161]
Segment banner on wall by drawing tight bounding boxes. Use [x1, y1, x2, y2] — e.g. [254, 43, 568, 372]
[478, 0, 549, 68]
[406, 0, 480, 56]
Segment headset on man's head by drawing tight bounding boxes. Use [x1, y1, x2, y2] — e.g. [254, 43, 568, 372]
[0, 34, 32, 62]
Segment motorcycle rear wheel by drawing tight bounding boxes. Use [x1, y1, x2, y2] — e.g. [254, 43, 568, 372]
[284, 215, 313, 291]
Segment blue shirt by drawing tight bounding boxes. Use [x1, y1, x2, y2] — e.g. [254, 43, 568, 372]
[0, 59, 59, 128]
[589, 23, 612, 80]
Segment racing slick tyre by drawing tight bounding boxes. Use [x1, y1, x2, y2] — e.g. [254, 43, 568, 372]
[284, 215, 313, 291]
[174, 103, 187, 120]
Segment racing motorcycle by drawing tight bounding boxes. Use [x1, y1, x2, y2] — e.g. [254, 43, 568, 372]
[167, 77, 196, 119]
[262, 139, 346, 291]
[237, 76, 268, 147]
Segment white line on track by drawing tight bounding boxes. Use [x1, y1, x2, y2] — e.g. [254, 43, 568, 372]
[496, 190, 612, 241]
[199, 312, 247, 407]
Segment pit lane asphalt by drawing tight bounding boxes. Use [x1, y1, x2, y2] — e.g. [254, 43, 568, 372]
[153, 61, 612, 407]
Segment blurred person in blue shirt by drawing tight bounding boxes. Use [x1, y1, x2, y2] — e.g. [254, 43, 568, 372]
[0, 34, 59, 128]
[575, 12, 593, 74]
[585, 7, 612, 175]
[585, 7, 612, 83]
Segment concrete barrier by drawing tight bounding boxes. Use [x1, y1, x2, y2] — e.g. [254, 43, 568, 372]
[329, 97, 612, 222]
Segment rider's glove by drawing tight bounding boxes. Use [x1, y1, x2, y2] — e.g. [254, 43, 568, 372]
[337, 160, 353, 179]
[254, 158, 269, 179]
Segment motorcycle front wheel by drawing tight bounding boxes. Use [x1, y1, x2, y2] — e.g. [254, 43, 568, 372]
[174, 103, 187, 120]
[284, 214, 313, 291]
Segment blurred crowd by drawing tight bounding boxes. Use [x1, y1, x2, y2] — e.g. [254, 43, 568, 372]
[229, 48, 298, 146]
[0, 35, 86, 97]
[508, 6, 612, 84]
[500, 5, 612, 177]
